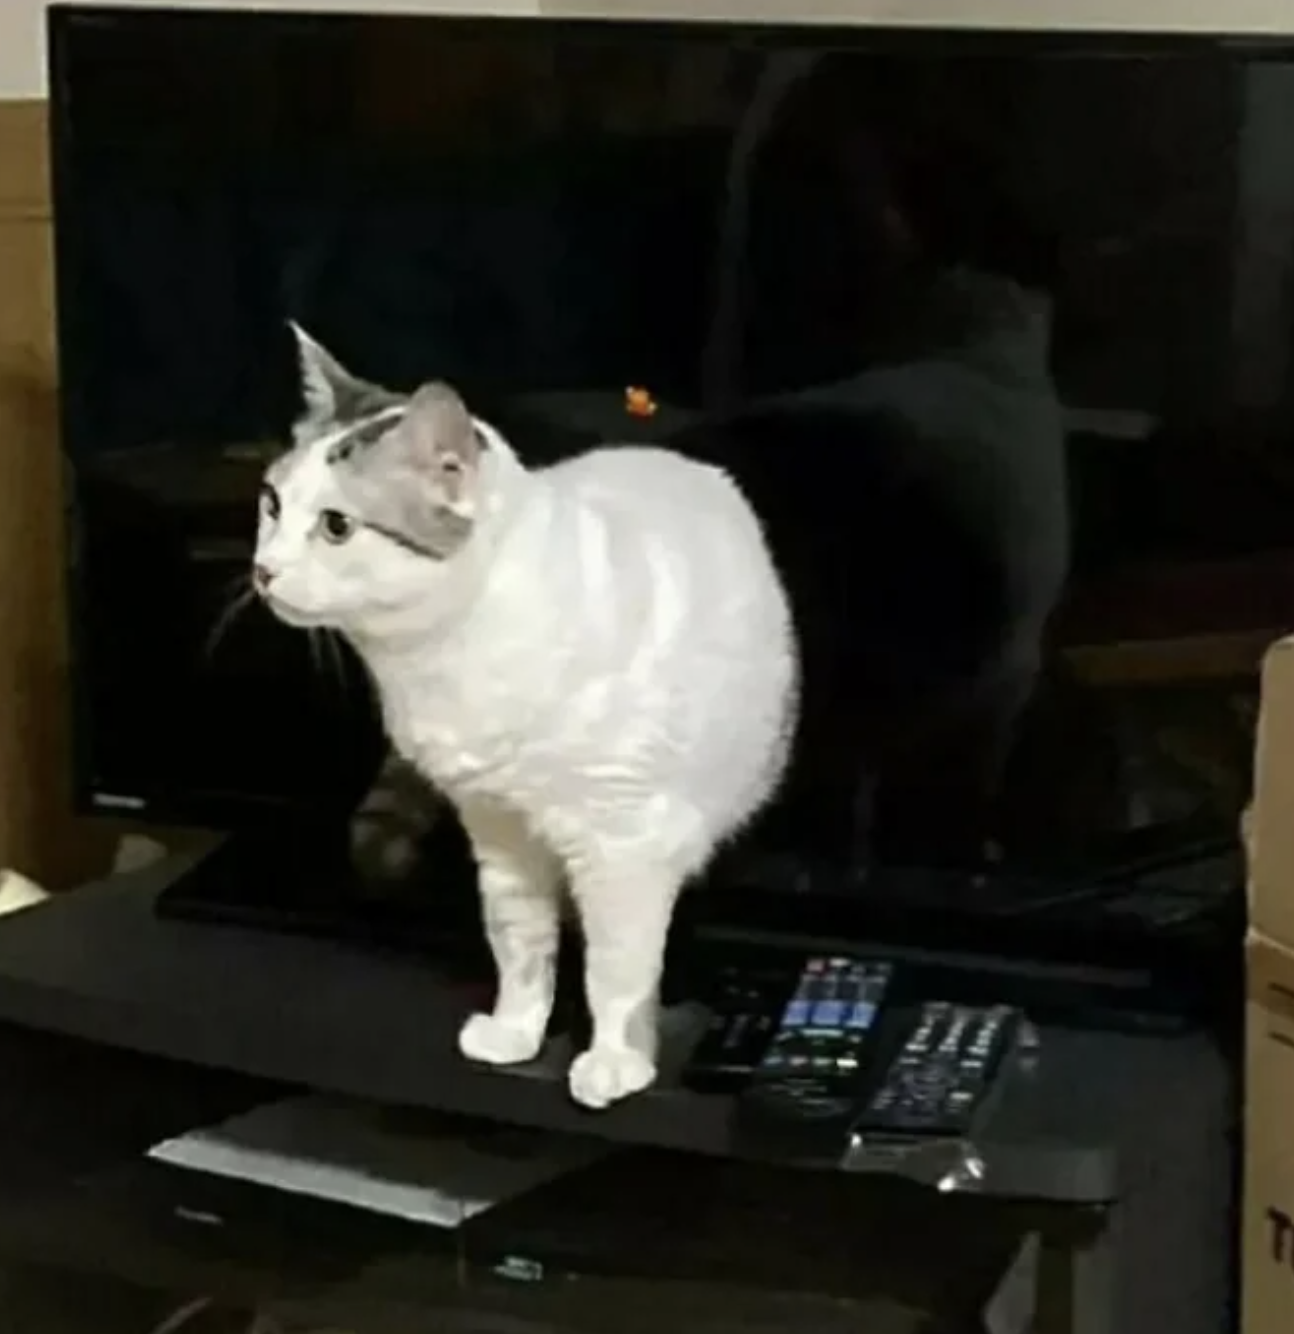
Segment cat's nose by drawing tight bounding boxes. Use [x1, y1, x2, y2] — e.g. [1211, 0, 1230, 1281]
[252, 563, 274, 593]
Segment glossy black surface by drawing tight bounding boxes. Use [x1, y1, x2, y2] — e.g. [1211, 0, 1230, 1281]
[50, 7, 1291, 874]
[0, 856, 1234, 1204]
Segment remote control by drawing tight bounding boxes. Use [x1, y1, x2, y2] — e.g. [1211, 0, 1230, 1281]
[683, 961, 793, 1092]
[852, 1001, 1021, 1137]
[735, 955, 894, 1150]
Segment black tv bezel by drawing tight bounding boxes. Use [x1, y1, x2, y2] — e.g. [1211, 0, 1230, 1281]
[45, 2, 1278, 834]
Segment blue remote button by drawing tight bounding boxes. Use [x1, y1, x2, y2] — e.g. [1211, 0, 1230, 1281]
[782, 1000, 812, 1028]
[810, 999, 846, 1027]
[846, 1001, 877, 1030]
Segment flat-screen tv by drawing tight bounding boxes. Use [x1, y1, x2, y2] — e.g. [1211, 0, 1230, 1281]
[49, 6, 1293, 906]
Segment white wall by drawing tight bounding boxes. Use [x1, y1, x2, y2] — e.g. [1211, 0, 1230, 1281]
[10, 0, 1294, 99]
[0, 1, 543, 99]
[1, 0, 47, 97]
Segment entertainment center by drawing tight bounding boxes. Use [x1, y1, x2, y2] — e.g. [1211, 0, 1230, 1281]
[0, 1, 1286, 1331]
[0, 857, 1236, 1334]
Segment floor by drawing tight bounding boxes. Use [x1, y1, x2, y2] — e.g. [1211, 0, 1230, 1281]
[0, 1269, 307, 1334]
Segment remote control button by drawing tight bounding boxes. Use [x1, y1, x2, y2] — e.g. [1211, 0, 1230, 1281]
[811, 999, 846, 1027]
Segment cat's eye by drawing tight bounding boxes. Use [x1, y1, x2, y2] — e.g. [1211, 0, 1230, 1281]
[319, 509, 355, 544]
[260, 483, 280, 521]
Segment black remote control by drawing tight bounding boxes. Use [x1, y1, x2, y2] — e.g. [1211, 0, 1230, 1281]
[852, 1001, 1021, 1137]
[735, 955, 894, 1151]
[683, 962, 792, 1092]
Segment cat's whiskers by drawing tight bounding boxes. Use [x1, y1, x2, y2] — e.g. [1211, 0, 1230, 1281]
[305, 626, 349, 699]
[204, 579, 255, 660]
[321, 627, 349, 695]
[305, 627, 325, 683]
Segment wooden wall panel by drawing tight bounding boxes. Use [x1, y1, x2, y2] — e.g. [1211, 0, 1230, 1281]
[0, 101, 116, 887]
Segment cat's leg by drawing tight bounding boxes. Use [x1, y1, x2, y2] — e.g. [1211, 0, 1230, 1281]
[457, 799, 561, 1067]
[566, 859, 683, 1109]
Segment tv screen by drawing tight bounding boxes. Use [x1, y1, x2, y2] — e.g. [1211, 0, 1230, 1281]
[49, 6, 1293, 881]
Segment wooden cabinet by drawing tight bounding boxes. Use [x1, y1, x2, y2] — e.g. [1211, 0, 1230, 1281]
[0, 102, 114, 887]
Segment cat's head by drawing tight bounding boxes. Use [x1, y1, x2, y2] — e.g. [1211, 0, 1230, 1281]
[252, 326, 490, 634]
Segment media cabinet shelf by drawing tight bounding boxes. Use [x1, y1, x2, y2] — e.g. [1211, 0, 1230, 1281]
[0, 857, 1226, 1208]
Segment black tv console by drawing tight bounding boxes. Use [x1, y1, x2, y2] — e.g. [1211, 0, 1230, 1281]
[0, 848, 1218, 1197]
[0, 854, 1236, 1334]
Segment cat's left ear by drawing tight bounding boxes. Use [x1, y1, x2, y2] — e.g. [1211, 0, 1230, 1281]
[398, 381, 485, 517]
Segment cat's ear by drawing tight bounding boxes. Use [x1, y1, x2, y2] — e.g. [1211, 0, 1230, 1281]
[290, 323, 350, 422]
[289, 322, 398, 427]
[398, 381, 485, 516]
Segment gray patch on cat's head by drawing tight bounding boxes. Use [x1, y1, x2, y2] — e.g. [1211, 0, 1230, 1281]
[324, 408, 407, 465]
[285, 326, 487, 561]
[334, 381, 488, 561]
[290, 322, 403, 436]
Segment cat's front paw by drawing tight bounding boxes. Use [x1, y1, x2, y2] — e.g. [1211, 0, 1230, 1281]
[458, 1012, 545, 1066]
[567, 1046, 656, 1110]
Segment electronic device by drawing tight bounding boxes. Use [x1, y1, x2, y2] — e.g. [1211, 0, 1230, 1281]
[730, 951, 1025, 1159]
[850, 1001, 1021, 1137]
[51, 7, 1272, 980]
[692, 953, 893, 1100]
[738, 999, 1021, 1149]
[746, 953, 894, 1085]
[681, 951, 803, 1092]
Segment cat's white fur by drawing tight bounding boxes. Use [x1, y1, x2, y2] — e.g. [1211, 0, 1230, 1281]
[256, 330, 798, 1107]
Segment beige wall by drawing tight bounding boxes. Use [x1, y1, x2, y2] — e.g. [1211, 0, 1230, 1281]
[0, 8, 40, 99]
[11, 0, 1294, 98]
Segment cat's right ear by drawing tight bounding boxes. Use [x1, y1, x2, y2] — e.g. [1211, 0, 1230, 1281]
[289, 323, 399, 429]
[290, 323, 350, 424]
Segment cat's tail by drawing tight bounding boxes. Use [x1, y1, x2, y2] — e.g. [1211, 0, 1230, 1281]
[350, 751, 443, 884]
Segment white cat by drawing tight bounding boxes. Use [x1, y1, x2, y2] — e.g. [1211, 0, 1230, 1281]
[253, 326, 798, 1108]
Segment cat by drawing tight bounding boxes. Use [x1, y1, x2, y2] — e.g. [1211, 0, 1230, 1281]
[346, 268, 1068, 878]
[253, 325, 799, 1108]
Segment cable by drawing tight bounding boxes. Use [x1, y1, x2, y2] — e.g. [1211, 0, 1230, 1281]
[144, 1297, 216, 1334]
[143, 1297, 352, 1334]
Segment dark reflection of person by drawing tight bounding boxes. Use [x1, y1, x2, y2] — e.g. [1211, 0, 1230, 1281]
[686, 53, 1070, 873]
